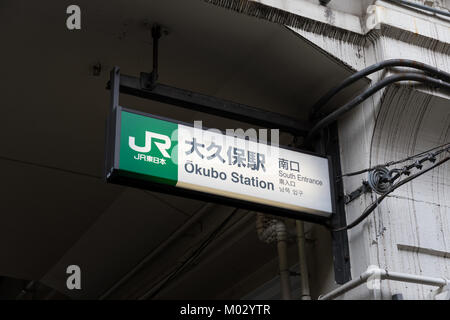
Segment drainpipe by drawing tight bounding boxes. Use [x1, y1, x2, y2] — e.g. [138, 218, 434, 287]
[276, 220, 292, 300]
[319, 266, 449, 300]
[256, 213, 266, 240]
[296, 220, 311, 300]
[256, 214, 292, 300]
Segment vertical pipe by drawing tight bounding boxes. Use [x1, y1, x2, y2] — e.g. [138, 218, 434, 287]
[151, 25, 161, 83]
[256, 213, 265, 241]
[296, 220, 311, 300]
[276, 221, 292, 300]
[110, 67, 120, 111]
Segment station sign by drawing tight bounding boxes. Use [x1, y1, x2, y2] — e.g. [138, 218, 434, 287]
[105, 107, 334, 221]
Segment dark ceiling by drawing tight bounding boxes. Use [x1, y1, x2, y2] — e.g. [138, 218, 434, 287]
[0, 0, 368, 299]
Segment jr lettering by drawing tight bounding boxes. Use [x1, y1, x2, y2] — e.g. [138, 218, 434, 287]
[129, 131, 171, 158]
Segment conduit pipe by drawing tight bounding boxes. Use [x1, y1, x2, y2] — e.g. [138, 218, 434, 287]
[276, 220, 292, 300]
[319, 266, 449, 300]
[306, 73, 450, 143]
[256, 214, 292, 299]
[256, 213, 266, 240]
[296, 221, 311, 300]
[310, 59, 450, 119]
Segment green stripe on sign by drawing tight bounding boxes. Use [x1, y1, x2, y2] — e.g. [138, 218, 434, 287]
[119, 111, 178, 186]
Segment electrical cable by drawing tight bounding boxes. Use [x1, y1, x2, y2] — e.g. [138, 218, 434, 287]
[386, 142, 449, 167]
[339, 142, 450, 178]
[0, 155, 101, 180]
[334, 155, 450, 232]
[367, 166, 392, 194]
[310, 59, 450, 120]
[386, 0, 450, 18]
[343, 144, 449, 201]
[306, 73, 450, 143]
[383, 146, 449, 184]
[140, 208, 240, 299]
[142, 209, 238, 299]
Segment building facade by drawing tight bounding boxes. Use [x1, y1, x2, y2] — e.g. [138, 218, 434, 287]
[0, 0, 449, 300]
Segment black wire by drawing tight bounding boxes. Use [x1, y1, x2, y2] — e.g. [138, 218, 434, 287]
[142, 208, 240, 299]
[385, 146, 450, 184]
[306, 73, 450, 143]
[310, 59, 450, 119]
[333, 155, 450, 232]
[146, 209, 238, 299]
[339, 142, 450, 178]
[386, 0, 450, 18]
[387, 143, 449, 167]
[0, 155, 102, 180]
[142, 190, 193, 218]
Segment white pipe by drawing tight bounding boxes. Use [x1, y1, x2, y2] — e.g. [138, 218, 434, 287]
[296, 220, 311, 300]
[319, 266, 449, 300]
[256, 214, 292, 299]
[430, 284, 450, 300]
[256, 213, 265, 239]
[99, 203, 216, 300]
[276, 221, 292, 300]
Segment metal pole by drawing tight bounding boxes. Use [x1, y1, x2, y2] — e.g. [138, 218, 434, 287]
[296, 220, 311, 300]
[386, 270, 448, 287]
[319, 271, 372, 300]
[110, 66, 120, 111]
[151, 25, 161, 84]
[276, 221, 292, 300]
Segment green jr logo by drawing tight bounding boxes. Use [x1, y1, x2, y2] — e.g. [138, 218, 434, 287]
[128, 131, 172, 158]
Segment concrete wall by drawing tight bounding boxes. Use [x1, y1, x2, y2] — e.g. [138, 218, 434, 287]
[201, 0, 450, 299]
[289, 0, 450, 299]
